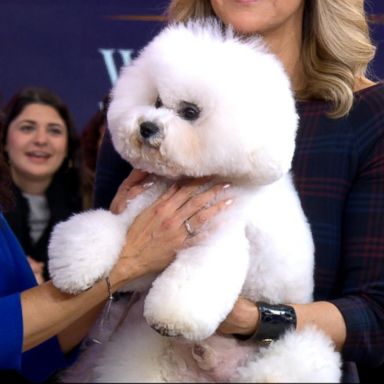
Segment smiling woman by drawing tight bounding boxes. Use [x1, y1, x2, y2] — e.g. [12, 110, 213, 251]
[0, 87, 84, 284]
[5, 104, 68, 192]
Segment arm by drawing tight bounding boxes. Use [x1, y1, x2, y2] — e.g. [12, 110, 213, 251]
[219, 127, 384, 364]
[21, 280, 111, 353]
[21, 178, 232, 354]
[328, 125, 384, 365]
[218, 298, 346, 351]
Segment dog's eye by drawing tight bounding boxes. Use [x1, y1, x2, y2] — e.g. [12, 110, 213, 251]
[178, 102, 200, 121]
[155, 96, 163, 109]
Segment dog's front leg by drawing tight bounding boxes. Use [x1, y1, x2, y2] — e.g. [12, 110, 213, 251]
[143, 222, 249, 341]
[48, 184, 165, 294]
[48, 209, 131, 294]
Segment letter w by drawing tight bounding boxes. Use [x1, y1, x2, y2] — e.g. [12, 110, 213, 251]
[99, 49, 133, 85]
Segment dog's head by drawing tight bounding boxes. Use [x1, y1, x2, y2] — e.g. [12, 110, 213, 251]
[108, 19, 298, 185]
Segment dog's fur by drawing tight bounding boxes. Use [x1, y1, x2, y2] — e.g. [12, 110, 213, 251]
[48, 19, 341, 382]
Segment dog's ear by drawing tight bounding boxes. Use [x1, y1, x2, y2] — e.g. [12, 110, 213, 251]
[246, 136, 296, 185]
[249, 148, 292, 185]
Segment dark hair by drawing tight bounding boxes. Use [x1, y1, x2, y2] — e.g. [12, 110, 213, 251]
[81, 108, 106, 173]
[0, 109, 12, 210]
[0, 86, 81, 209]
[80, 95, 109, 209]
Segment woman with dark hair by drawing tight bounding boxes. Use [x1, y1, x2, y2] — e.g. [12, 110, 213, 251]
[0, 87, 83, 283]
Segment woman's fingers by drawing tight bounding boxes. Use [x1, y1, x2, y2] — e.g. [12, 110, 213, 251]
[181, 194, 233, 248]
[217, 297, 259, 336]
[116, 179, 233, 277]
[183, 196, 233, 240]
[110, 169, 152, 214]
[159, 181, 231, 238]
[151, 177, 210, 207]
[178, 182, 231, 219]
[153, 180, 232, 230]
[124, 168, 148, 185]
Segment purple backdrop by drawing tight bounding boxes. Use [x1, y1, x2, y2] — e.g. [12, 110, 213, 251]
[0, 0, 383, 131]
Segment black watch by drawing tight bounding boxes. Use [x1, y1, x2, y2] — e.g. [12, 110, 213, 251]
[234, 301, 297, 343]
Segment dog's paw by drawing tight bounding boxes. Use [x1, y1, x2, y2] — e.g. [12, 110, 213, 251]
[48, 209, 127, 294]
[150, 323, 182, 337]
[146, 315, 214, 341]
[144, 290, 218, 341]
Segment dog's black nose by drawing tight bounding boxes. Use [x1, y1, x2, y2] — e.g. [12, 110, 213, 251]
[140, 121, 159, 139]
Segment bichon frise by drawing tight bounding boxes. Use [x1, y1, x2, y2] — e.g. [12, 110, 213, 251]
[48, 19, 341, 382]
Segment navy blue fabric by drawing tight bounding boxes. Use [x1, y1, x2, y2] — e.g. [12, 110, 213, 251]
[0, 213, 78, 382]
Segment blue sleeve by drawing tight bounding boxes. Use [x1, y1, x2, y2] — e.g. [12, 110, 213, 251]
[93, 127, 132, 209]
[0, 293, 23, 370]
[0, 213, 79, 382]
[0, 288, 78, 383]
[21, 337, 79, 383]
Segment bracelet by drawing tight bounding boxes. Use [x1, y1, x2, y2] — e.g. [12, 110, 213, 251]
[89, 277, 115, 345]
[235, 301, 296, 343]
[103, 276, 114, 323]
[105, 276, 113, 301]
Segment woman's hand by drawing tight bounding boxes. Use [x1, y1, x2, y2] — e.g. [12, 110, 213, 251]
[110, 176, 233, 287]
[110, 169, 152, 214]
[218, 298, 346, 352]
[217, 297, 259, 337]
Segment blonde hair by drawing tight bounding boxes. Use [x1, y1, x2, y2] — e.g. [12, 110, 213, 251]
[167, 0, 376, 117]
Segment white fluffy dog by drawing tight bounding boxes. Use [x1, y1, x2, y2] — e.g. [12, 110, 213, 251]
[48, 19, 341, 382]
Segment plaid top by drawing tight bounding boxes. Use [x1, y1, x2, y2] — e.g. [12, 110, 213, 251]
[292, 82, 384, 381]
[94, 83, 384, 382]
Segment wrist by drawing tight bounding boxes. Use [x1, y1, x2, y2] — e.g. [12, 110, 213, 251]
[239, 300, 260, 335]
[108, 263, 129, 292]
[108, 254, 143, 292]
[234, 301, 296, 342]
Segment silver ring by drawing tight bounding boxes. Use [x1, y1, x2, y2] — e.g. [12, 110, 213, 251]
[184, 219, 195, 236]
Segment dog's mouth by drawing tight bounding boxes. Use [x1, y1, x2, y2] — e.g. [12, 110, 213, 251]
[129, 135, 183, 178]
[133, 158, 184, 179]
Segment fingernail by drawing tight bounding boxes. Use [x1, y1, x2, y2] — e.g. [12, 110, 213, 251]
[142, 181, 154, 189]
[225, 199, 233, 206]
[223, 183, 231, 189]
